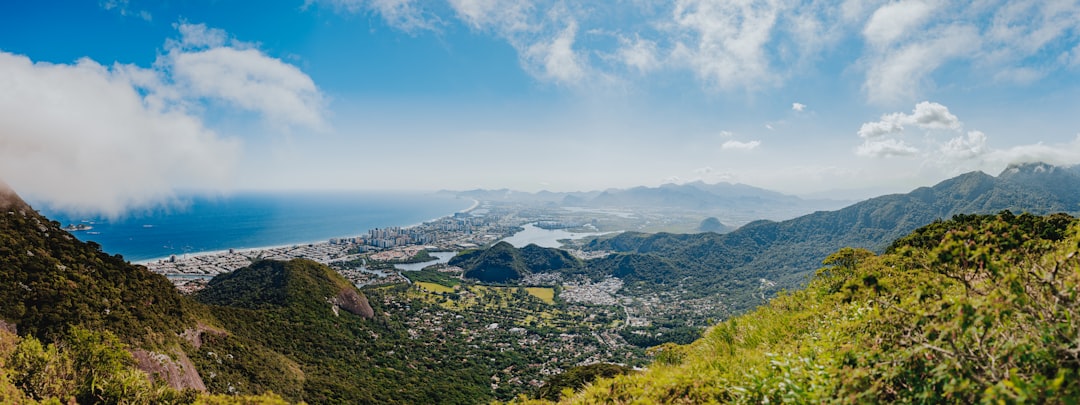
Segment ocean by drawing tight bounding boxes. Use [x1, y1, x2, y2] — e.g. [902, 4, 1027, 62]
[35, 191, 474, 262]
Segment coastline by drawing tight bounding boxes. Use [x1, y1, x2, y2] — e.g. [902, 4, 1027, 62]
[135, 198, 480, 266]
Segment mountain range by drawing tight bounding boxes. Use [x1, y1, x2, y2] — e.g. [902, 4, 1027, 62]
[452, 163, 1080, 313]
[445, 180, 851, 223]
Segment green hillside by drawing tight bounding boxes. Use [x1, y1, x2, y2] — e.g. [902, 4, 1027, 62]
[585, 163, 1080, 312]
[452, 241, 584, 283]
[522, 211, 1080, 403]
[0, 188, 199, 348]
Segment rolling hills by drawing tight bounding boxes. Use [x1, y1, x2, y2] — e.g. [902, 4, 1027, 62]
[525, 211, 1080, 403]
[581, 162, 1080, 311]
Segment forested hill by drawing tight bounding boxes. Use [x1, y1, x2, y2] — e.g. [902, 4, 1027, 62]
[0, 183, 199, 347]
[528, 212, 1080, 403]
[586, 162, 1080, 306]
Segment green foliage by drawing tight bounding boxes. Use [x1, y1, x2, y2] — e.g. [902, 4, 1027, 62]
[403, 269, 461, 287]
[583, 166, 1080, 314]
[195, 259, 492, 404]
[8, 332, 74, 400]
[0, 206, 201, 348]
[0, 327, 199, 404]
[452, 242, 583, 283]
[536, 363, 631, 401]
[537, 212, 1080, 404]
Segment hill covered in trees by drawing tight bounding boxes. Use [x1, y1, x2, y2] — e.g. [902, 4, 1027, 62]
[0, 185, 501, 403]
[450, 242, 584, 283]
[582, 162, 1080, 312]
[522, 211, 1080, 403]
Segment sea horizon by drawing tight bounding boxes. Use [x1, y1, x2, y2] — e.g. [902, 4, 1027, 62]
[34, 191, 475, 262]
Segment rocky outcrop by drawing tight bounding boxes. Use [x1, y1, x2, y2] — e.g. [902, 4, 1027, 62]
[180, 322, 227, 350]
[132, 348, 207, 392]
[0, 319, 16, 334]
[332, 288, 374, 319]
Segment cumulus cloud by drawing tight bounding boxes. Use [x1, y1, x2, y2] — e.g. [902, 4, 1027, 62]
[0, 53, 239, 217]
[941, 130, 988, 159]
[855, 101, 1080, 173]
[857, 101, 960, 139]
[856, 101, 961, 158]
[722, 140, 762, 151]
[792, 102, 806, 112]
[0, 23, 325, 216]
[163, 23, 327, 130]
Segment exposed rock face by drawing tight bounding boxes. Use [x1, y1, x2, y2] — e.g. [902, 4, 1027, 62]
[180, 322, 227, 350]
[333, 288, 374, 319]
[0, 319, 16, 334]
[132, 348, 207, 392]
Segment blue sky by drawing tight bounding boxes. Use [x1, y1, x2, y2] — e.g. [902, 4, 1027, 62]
[1, 0, 1079, 215]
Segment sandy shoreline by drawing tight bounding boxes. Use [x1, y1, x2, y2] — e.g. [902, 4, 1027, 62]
[133, 198, 480, 266]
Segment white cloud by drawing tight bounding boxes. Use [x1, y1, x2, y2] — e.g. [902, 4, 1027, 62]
[617, 36, 660, 73]
[984, 135, 1080, 167]
[174, 22, 230, 48]
[446, 1, 596, 86]
[863, 24, 980, 103]
[448, 0, 532, 32]
[792, 102, 806, 112]
[670, 0, 783, 89]
[719, 130, 735, 138]
[856, 138, 918, 157]
[856, 101, 961, 158]
[317, 0, 1079, 98]
[163, 23, 327, 130]
[859, 1, 1080, 103]
[100, 0, 152, 21]
[721, 140, 761, 151]
[523, 21, 587, 84]
[0, 52, 239, 217]
[862, 0, 936, 48]
[909, 101, 961, 129]
[0, 23, 326, 216]
[941, 130, 988, 159]
[857, 101, 960, 139]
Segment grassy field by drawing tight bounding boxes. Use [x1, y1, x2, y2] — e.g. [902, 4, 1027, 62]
[525, 287, 555, 304]
[415, 282, 454, 294]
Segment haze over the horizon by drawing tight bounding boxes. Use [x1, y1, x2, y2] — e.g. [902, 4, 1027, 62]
[1, 1, 1079, 216]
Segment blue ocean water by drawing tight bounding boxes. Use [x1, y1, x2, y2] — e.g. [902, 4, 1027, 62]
[35, 191, 473, 262]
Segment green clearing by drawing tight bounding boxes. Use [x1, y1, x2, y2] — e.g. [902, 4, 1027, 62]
[526, 287, 555, 304]
[416, 281, 454, 294]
